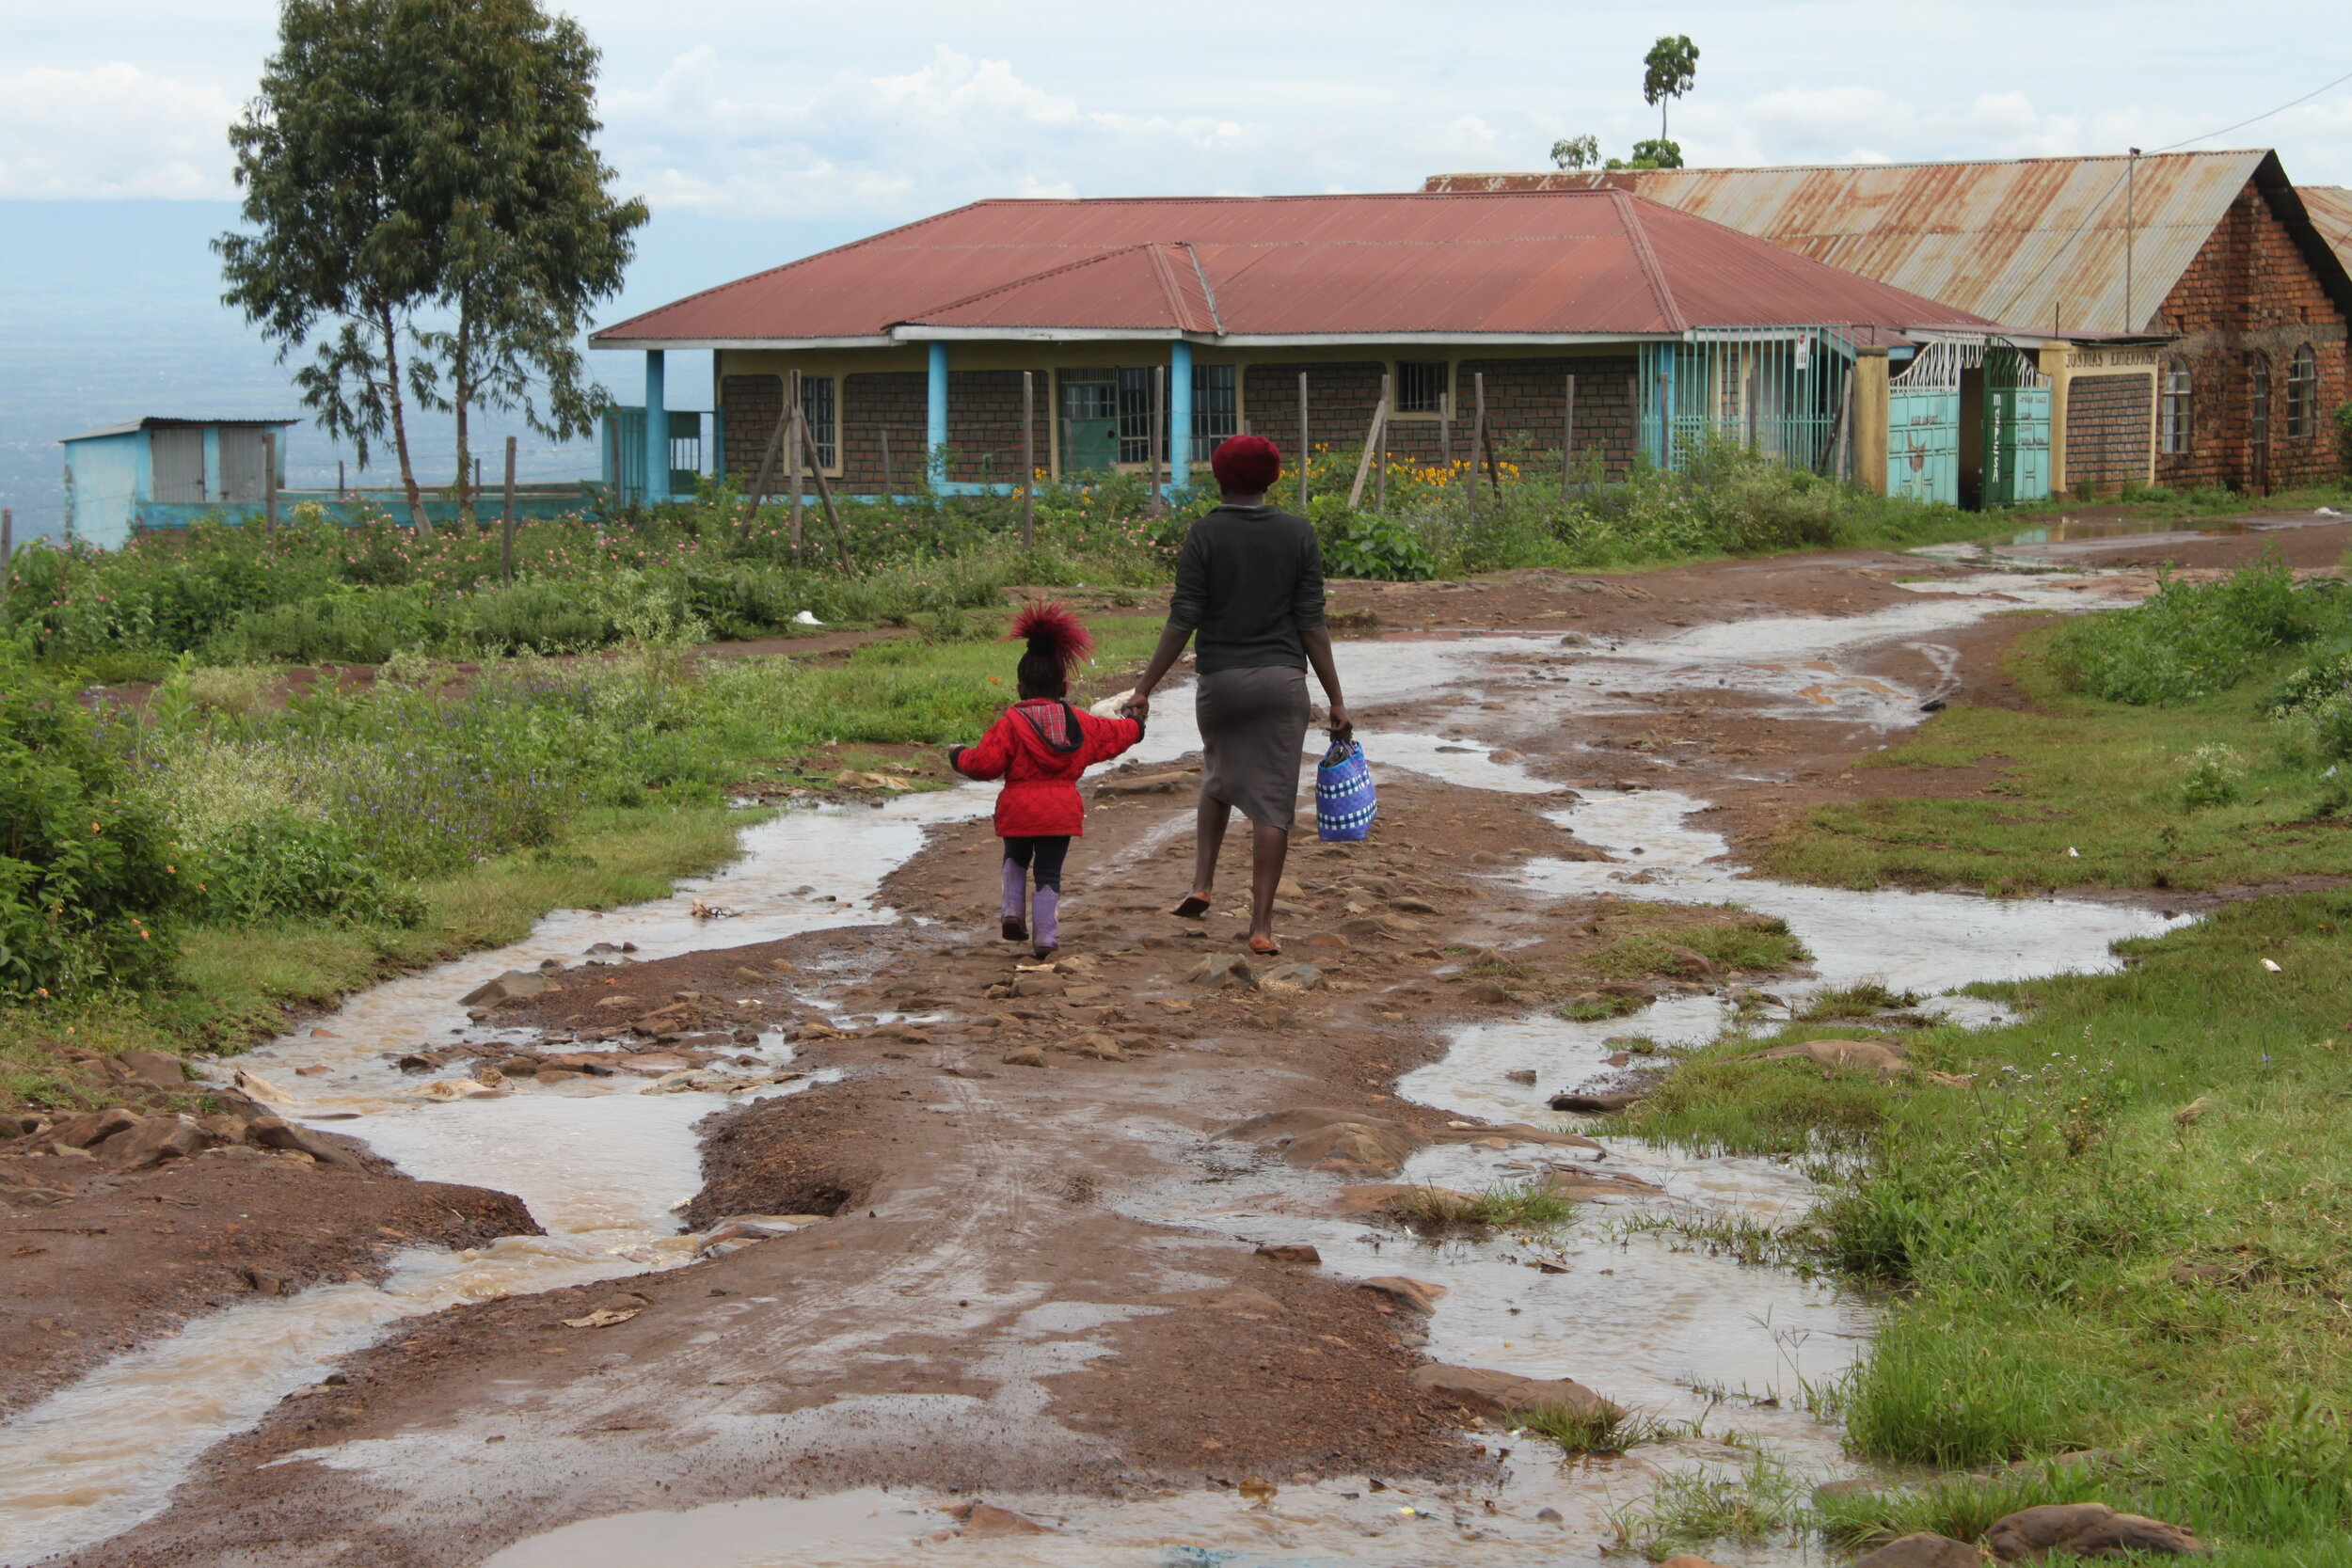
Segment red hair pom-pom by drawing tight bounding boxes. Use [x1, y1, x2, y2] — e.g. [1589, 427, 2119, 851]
[1010, 599, 1093, 673]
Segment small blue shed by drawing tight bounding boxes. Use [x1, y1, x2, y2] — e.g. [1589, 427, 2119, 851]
[61, 417, 294, 549]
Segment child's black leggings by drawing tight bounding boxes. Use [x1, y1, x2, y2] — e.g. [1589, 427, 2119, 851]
[1003, 835, 1070, 891]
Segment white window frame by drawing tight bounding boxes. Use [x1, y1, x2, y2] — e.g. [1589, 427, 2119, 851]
[2285, 344, 2319, 440]
[2158, 357, 2192, 455]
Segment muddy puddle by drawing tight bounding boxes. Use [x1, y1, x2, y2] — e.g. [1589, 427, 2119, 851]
[1912, 507, 2346, 563]
[1, 568, 2185, 1567]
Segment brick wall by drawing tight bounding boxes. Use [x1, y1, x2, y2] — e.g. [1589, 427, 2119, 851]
[1461, 356, 1639, 479]
[1241, 356, 1639, 479]
[1242, 361, 1386, 459]
[722, 370, 1052, 492]
[2066, 375, 2153, 493]
[841, 372, 928, 488]
[2151, 182, 2349, 493]
[720, 375, 783, 481]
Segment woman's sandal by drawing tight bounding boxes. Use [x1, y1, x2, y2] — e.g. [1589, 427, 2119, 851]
[1248, 934, 1282, 958]
[1170, 895, 1212, 920]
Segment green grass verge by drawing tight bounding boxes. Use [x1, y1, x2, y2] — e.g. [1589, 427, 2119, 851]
[1609, 891, 2352, 1557]
[3, 618, 1167, 1104]
[1756, 623, 2352, 894]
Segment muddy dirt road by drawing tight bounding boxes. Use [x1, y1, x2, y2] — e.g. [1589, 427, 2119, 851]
[2, 526, 2326, 1568]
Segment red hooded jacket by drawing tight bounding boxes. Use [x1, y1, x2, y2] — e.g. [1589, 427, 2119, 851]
[949, 699, 1144, 837]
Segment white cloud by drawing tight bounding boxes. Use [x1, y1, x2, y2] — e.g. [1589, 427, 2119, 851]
[599, 45, 1263, 220]
[0, 63, 237, 198]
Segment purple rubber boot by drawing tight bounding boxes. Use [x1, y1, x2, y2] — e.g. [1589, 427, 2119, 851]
[1000, 859, 1028, 942]
[1030, 887, 1060, 958]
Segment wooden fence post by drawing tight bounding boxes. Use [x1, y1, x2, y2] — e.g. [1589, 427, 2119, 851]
[786, 369, 805, 561]
[1, 510, 11, 614]
[1745, 365, 1760, 450]
[800, 412, 854, 574]
[1346, 385, 1391, 510]
[880, 428, 895, 508]
[1467, 373, 1489, 513]
[740, 385, 795, 536]
[1563, 374, 1577, 487]
[337, 459, 345, 499]
[501, 436, 517, 584]
[1295, 372, 1310, 513]
[1022, 372, 1036, 548]
[1374, 372, 1391, 511]
[1478, 373, 1503, 493]
[262, 432, 278, 537]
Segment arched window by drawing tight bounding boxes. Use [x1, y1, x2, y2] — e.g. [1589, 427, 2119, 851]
[2159, 357, 2193, 454]
[2249, 354, 2271, 447]
[2286, 344, 2319, 439]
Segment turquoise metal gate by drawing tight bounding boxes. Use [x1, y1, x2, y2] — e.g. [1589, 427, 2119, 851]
[1982, 342, 2052, 506]
[1887, 341, 1961, 506]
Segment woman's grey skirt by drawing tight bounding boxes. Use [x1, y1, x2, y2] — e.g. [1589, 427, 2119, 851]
[1196, 664, 1310, 832]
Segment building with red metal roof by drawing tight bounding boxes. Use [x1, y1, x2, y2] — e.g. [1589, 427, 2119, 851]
[591, 188, 2010, 508]
[1427, 154, 2352, 498]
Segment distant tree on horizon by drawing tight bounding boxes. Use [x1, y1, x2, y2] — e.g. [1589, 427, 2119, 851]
[216, 0, 645, 531]
[1642, 35, 1700, 144]
[1550, 134, 1602, 170]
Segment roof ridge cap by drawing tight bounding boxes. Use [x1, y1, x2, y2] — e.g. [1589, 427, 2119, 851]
[1142, 243, 1205, 332]
[1611, 189, 1687, 334]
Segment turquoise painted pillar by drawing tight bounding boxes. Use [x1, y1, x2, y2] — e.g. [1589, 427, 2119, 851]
[643, 350, 667, 505]
[927, 341, 949, 489]
[1169, 341, 1194, 490]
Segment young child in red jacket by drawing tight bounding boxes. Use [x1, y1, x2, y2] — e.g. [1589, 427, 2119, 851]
[949, 602, 1143, 958]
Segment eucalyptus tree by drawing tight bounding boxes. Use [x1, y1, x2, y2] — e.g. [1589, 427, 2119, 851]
[218, 0, 644, 534]
[1642, 35, 1700, 144]
[405, 0, 644, 526]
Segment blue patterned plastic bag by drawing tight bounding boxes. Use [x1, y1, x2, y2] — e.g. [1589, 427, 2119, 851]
[1315, 739, 1377, 842]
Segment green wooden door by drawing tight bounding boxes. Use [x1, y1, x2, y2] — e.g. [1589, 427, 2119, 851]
[1061, 379, 1119, 475]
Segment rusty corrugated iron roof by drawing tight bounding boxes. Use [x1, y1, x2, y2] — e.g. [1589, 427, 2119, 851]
[2305, 185, 2352, 275]
[591, 190, 1990, 347]
[1424, 152, 2291, 334]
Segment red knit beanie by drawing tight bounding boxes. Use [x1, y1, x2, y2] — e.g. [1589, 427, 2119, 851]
[1209, 434, 1281, 493]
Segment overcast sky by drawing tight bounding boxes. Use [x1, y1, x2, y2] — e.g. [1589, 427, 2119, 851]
[4, 1, 2349, 223]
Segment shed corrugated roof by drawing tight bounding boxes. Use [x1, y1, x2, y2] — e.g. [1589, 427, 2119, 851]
[60, 416, 297, 444]
[2305, 185, 2352, 275]
[592, 190, 1990, 347]
[1424, 152, 2304, 335]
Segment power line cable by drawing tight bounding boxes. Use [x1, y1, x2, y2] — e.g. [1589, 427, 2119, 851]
[2151, 65, 2352, 152]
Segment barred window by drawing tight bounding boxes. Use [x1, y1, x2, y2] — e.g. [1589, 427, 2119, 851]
[1397, 360, 1451, 414]
[800, 375, 837, 470]
[1191, 363, 1236, 459]
[2159, 357, 2192, 454]
[1116, 366, 1160, 465]
[2249, 355, 2271, 447]
[2286, 344, 2319, 439]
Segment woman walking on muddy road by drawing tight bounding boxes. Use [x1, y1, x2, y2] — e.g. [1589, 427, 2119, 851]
[1128, 435, 1350, 957]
